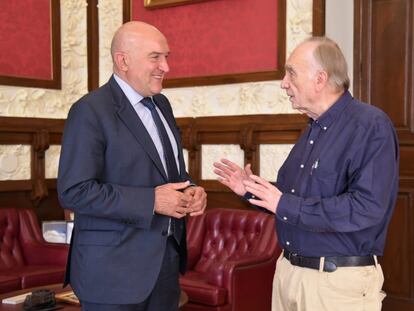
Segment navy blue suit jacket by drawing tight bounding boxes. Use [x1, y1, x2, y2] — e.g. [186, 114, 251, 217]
[57, 76, 188, 304]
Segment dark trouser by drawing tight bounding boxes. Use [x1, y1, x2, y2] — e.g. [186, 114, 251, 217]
[81, 236, 180, 311]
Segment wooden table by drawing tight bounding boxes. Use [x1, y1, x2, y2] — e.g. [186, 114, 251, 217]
[0, 284, 188, 310]
[0, 284, 78, 311]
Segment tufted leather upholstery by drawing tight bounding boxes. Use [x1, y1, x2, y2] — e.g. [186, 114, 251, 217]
[0, 208, 69, 294]
[180, 208, 282, 311]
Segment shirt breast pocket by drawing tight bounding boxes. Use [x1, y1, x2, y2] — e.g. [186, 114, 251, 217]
[310, 167, 339, 197]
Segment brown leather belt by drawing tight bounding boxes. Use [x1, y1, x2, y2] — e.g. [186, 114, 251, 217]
[283, 250, 376, 272]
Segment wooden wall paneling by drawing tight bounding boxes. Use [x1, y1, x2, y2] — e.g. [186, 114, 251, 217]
[0, 116, 65, 221]
[400, 145, 414, 179]
[355, 0, 414, 140]
[31, 129, 50, 205]
[370, 0, 412, 131]
[240, 125, 258, 173]
[176, 117, 198, 180]
[381, 188, 414, 310]
[353, 0, 367, 101]
[36, 190, 65, 222]
[123, 0, 132, 23]
[87, 0, 99, 91]
[190, 114, 307, 210]
[0, 114, 308, 216]
[354, 0, 414, 309]
[312, 0, 326, 36]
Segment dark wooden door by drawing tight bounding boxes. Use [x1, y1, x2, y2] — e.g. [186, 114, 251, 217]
[354, 0, 414, 310]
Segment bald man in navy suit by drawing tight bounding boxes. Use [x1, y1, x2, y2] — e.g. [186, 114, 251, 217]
[58, 21, 207, 311]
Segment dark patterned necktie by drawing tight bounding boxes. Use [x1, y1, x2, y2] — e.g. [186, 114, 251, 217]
[141, 97, 180, 182]
[141, 97, 183, 243]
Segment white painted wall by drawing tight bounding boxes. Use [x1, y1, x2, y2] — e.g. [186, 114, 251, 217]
[325, 0, 354, 92]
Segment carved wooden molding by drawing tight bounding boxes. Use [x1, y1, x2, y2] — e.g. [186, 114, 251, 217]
[31, 130, 50, 205]
[87, 0, 100, 91]
[0, 114, 307, 195]
[0, 117, 65, 204]
[144, 0, 207, 9]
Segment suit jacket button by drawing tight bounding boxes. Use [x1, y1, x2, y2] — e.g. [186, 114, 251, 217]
[162, 230, 168, 236]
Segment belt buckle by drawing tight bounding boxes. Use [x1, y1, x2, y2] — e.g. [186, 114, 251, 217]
[323, 260, 337, 272]
[288, 252, 297, 262]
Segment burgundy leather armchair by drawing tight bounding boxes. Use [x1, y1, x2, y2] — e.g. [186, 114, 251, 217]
[0, 208, 68, 294]
[180, 208, 282, 311]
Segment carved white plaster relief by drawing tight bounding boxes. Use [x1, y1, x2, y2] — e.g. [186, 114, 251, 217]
[0, 0, 88, 118]
[0, 145, 31, 180]
[45, 145, 61, 179]
[98, 0, 123, 86]
[287, 0, 313, 56]
[201, 145, 244, 180]
[163, 81, 296, 118]
[260, 144, 294, 181]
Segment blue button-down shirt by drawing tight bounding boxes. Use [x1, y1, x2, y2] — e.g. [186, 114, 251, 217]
[275, 91, 399, 257]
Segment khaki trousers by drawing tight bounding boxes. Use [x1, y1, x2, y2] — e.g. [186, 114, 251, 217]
[272, 252, 386, 311]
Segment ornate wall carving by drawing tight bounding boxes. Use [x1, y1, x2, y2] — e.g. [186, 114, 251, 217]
[260, 144, 294, 180]
[99, 0, 123, 86]
[45, 145, 61, 179]
[0, 145, 30, 180]
[202, 145, 244, 180]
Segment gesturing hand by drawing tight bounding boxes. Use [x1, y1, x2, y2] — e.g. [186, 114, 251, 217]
[243, 175, 282, 214]
[154, 181, 192, 218]
[213, 158, 253, 196]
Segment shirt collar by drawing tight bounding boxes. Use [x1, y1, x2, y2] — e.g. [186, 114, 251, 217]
[310, 90, 353, 131]
[113, 74, 145, 107]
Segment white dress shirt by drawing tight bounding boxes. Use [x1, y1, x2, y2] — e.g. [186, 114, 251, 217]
[113, 74, 180, 176]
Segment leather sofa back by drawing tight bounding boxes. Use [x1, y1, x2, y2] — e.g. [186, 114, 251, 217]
[0, 208, 27, 270]
[187, 208, 277, 287]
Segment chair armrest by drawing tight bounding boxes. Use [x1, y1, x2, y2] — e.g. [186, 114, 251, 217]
[23, 241, 69, 266]
[206, 254, 277, 311]
[230, 256, 277, 311]
[207, 253, 273, 287]
[186, 213, 206, 269]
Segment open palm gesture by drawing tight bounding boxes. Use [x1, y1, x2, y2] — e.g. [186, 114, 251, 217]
[213, 158, 253, 196]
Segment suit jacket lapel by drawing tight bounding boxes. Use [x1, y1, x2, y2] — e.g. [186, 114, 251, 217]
[109, 78, 168, 181]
